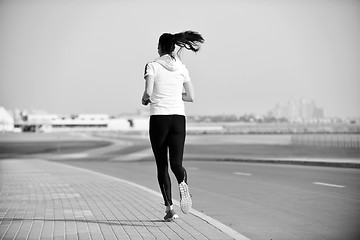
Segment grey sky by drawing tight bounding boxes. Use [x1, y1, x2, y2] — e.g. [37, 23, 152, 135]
[0, 0, 359, 117]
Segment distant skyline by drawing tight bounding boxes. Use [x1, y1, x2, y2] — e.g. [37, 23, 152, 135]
[1, 0, 359, 118]
[4, 97, 327, 118]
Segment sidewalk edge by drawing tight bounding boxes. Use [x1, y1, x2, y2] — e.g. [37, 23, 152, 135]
[45, 159, 250, 240]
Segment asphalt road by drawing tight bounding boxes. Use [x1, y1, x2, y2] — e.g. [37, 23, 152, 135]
[59, 159, 360, 240]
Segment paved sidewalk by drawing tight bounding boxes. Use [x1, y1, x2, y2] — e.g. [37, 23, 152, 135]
[0, 159, 247, 240]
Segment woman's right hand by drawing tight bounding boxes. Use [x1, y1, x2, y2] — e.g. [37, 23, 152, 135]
[142, 98, 151, 106]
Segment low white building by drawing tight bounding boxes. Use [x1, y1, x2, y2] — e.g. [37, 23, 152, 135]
[51, 114, 109, 128]
[5, 109, 150, 132]
[0, 107, 14, 132]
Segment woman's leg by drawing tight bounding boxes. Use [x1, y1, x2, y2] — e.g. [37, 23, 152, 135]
[149, 116, 173, 206]
[167, 115, 187, 184]
[167, 115, 192, 214]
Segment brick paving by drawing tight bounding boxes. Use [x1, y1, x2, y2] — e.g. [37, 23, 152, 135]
[0, 159, 240, 240]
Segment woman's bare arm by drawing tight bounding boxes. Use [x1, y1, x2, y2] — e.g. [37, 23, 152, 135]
[142, 75, 154, 105]
[182, 81, 195, 102]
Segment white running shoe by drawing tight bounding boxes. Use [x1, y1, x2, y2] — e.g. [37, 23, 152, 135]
[179, 181, 192, 214]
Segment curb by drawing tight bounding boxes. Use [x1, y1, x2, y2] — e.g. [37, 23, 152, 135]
[53, 160, 250, 240]
[184, 155, 360, 169]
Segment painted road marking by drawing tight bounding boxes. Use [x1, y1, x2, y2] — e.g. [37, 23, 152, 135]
[234, 172, 252, 176]
[313, 182, 345, 188]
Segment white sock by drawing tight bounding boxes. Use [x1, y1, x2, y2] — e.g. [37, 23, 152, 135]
[166, 205, 173, 212]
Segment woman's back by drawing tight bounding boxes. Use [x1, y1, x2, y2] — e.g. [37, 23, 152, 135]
[145, 55, 190, 115]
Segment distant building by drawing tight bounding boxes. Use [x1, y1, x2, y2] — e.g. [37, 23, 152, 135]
[0, 107, 14, 132]
[7, 109, 150, 132]
[50, 114, 109, 129]
[268, 99, 324, 121]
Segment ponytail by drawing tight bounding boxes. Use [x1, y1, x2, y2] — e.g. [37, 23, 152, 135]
[158, 30, 204, 58]
[173, 31, 204, 53]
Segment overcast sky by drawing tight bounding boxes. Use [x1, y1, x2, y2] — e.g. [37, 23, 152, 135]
[0, 0, 359, 117]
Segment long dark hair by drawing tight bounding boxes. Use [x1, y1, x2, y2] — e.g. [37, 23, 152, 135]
[158, 31, 204, 58]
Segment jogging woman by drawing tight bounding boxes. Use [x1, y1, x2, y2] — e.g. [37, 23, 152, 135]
[142, 31, 204, 221]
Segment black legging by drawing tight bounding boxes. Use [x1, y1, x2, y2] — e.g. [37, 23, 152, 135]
[149, 115, 187, 206]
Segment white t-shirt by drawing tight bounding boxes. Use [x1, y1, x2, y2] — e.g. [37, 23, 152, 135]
[144, 55, 191, 116]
